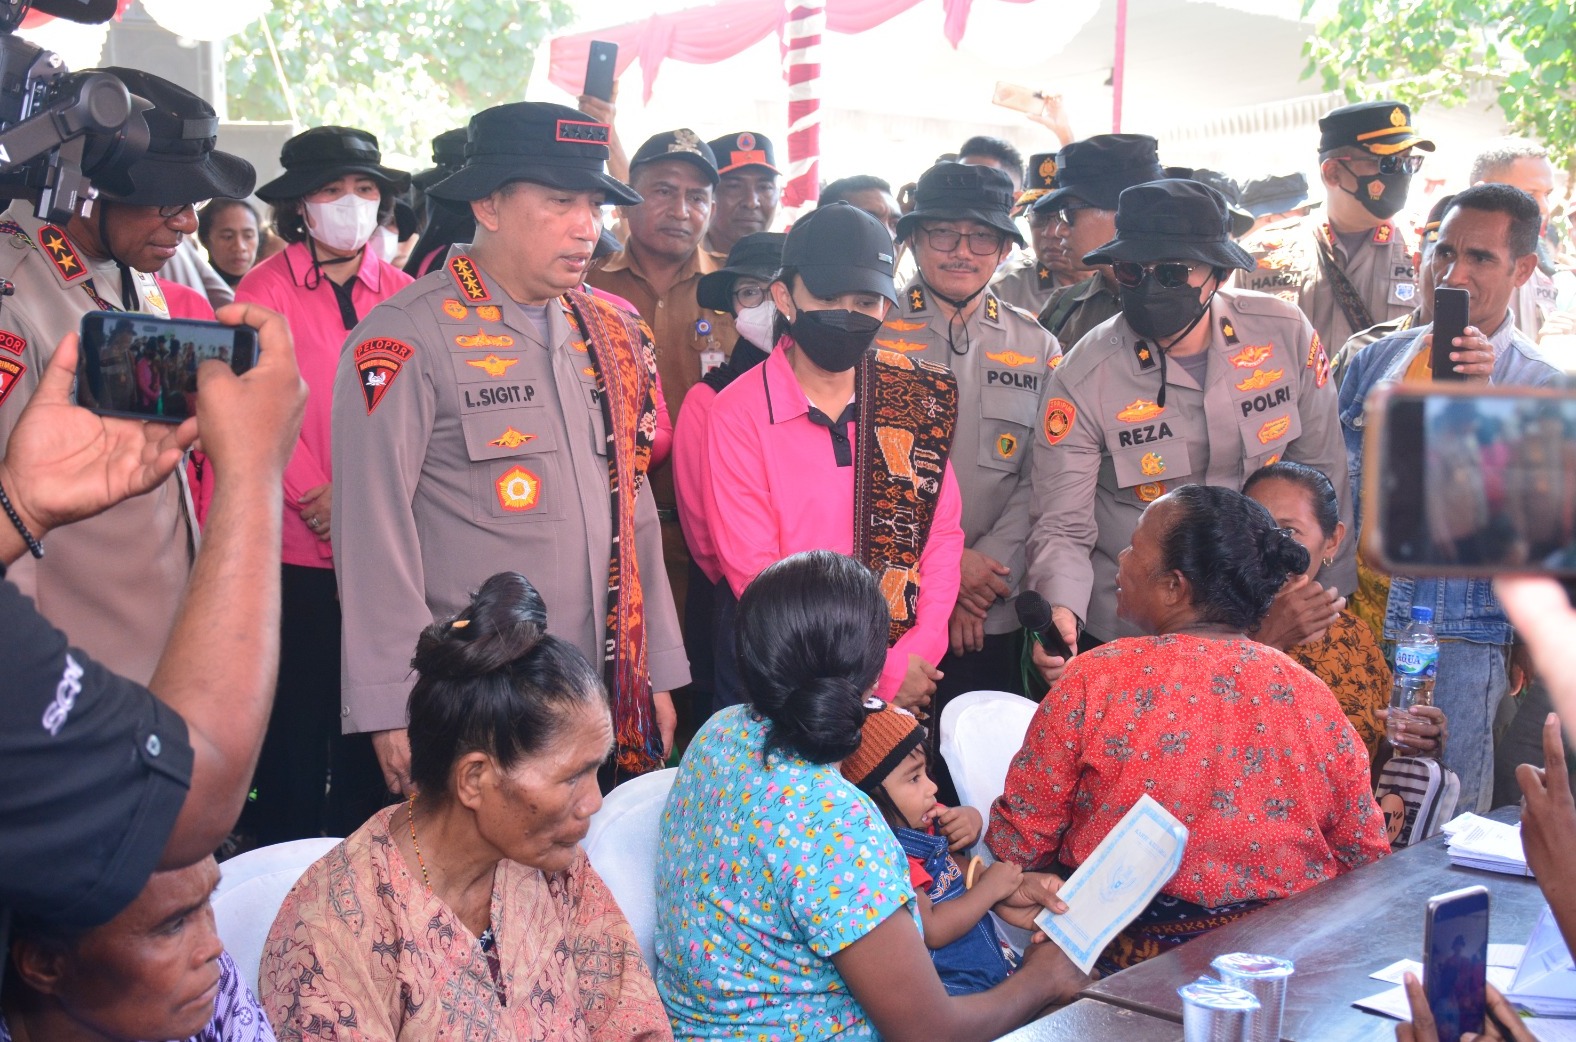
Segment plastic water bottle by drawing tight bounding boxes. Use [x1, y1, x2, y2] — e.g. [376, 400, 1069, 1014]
[1388, 605, 1437, 750]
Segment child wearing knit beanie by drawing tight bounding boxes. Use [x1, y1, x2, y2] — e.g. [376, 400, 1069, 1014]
[842, 702, 1021, 995]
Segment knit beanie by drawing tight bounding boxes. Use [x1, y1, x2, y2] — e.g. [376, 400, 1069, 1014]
[841, 703, 926, 794]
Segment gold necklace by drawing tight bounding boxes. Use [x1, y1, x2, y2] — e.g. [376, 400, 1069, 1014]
[407, 793, 432, 891]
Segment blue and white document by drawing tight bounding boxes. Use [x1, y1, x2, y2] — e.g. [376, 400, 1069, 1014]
[1034, 794, 1188, 974]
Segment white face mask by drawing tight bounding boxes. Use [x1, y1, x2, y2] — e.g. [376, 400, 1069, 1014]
[735, 300, 778, 351]
[372, 225, 400, 264]
[303, 194, 381, 253]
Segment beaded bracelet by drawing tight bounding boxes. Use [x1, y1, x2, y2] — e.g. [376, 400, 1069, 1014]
[0, 477, 43, 559]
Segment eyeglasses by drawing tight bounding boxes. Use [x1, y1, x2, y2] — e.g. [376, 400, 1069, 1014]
[1339, 154, 1425, 176]
[154, 202, 200, 220]
[921, 226, 1006, 256]
[732, 283, 768, 308]
[1111, 260, 1204, 289]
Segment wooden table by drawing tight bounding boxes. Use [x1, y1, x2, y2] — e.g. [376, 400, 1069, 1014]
[1080, 806, 1543, 1041]
[993, 998, 1186, 1040]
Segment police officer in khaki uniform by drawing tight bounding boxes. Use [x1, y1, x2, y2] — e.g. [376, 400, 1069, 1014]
[0, 68, 255, 683]
[1032, 135, 1166, 352]
[1028, 180, 1350, 651]
[990, 152, 1075, 315]
[887, 162, 1061, 703]
[1235, 101, 1432, 352]
[332, 102, 689, 794]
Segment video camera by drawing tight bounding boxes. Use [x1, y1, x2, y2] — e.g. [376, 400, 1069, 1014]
[0, 0, 150, 224]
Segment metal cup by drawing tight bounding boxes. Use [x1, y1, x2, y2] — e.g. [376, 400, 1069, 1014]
[1212, 953, 1294, 1042]
[1179, 977, 1261, 1042]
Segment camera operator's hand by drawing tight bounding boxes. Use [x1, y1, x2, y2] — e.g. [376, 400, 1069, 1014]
[195, 303, 306, 480]
[0, 331, 197, 563]
[1496, 576, 1576, 735]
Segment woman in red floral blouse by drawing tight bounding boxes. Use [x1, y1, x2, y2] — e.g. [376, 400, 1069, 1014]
[987, 485, 1390, 973]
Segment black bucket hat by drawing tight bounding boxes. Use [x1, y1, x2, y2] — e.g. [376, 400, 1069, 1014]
[411, 128, 469, 192]
[629, 129, 719, 187]
[1241, 172, 1311, 218]
[1166, 166, 1254, 238]
[256, 126, 410, 203]
[895, 161, 1023, 247]
[427, 102, 639, 206]
[1031, 134, 1164, 217]
[697, 231, 786, 311]
[781, 202, 897, 305]
[1083, 179, 1257, 271]
[91, 67, 255, 206]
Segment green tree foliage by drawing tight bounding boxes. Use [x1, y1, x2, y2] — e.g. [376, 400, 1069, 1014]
[226, 0, 574, 160]
[1302, 0, 1576, 171]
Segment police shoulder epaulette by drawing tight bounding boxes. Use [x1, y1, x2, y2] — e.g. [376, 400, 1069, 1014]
[1228, 290, 1302, 320]
[1000, 299, 1043, 326]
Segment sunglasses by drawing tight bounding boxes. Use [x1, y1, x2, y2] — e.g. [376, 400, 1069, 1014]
[1111, 260, 1203, 290]
[1339, 154, 1425, 176]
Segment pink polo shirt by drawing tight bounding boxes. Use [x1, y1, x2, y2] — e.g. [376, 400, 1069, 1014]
[673, 381, 720, 583]
[235, 242, 413, 569]
[705, 341, 964, 701]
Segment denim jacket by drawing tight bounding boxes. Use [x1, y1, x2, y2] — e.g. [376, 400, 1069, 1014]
[1338, 312, 1561, 644]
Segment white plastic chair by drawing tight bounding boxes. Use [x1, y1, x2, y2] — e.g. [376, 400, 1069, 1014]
[582, 767, 677, 972]
[939, 689, 1037, 823]
[213, 837, 340, 991]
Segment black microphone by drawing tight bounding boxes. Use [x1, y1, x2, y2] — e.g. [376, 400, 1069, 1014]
[1016, 590, 1074, 660]
[23, 0, 119, 25]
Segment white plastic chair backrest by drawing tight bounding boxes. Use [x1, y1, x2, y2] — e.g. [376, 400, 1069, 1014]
[582, 768, 677, 973]
[213, 837, 341, 992]
[939, 690, 1036, 820]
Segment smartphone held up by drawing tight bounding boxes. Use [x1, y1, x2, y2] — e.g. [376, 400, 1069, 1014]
[73, 312, 259, 423]
[1363, 383, 1576, 577]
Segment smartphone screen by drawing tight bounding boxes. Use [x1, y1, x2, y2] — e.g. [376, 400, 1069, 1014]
[76, 312, 259, 423]
[991, 81, 1043, 116]
[584, 40, 617, 102]
[1367, 385, 1576, 575]
[1430, 287, 1470, 381]
[1423, 886, 1489, 1042]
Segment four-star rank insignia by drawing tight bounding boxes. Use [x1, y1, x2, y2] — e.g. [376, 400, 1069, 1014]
[448, 256, 491, 302]
[495, 465, 542, 512]
[908, 287, 926, 313]
[353, 337, 413, 414]
[37, 224, 85, 282]
[0, 355, 24, 408]
[489, 427, 536, 449]
[1133, 340, 1157, 371]
[466, 354, 519, 377]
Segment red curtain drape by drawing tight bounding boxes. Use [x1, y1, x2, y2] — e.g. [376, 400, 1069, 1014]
[548, 0, 1031, 102]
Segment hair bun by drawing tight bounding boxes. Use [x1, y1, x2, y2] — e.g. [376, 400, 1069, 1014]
[1260, 525, 1311, 579]
[410, 572, 548, 681]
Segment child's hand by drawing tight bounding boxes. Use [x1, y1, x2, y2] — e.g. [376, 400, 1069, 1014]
[979, 860, 1024, 903]
[933, 805, 983, 851]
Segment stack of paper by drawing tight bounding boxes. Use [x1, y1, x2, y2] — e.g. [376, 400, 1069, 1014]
[1507, 907, 1576, 1017]
[1442, 813, 1532, 877]
[1034, 794, 1188, 974]
[1353, 947, 1523, 1021]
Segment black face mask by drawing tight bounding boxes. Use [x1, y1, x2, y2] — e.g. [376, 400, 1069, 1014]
[789, 308, 882, 372]
[1349, 170, 1412, 220]
[1120, 279, 1209, 341]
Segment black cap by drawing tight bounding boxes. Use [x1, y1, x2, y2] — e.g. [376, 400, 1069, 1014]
[426, 102, 639, 206]
[1014, 151, 1059, 214]
[257, 126, 410, 203]
[629, 129, 719, 187]
[697, 231, 786, 311]
[1421, 192, 1456, 244]
[91, 67, 255, 206]
[1318, 100, 1435, 157]
[1083, 179, 1257, 271]
[411, 128, 469, 192]
[707, 132, 779, 176]
[782, 202, 897, 304]
[1032, 134, 1165, 216]
[1240, 172, 1310, 218]
[1167, 167, 1253, 238]
[895, 161, 1023, 246]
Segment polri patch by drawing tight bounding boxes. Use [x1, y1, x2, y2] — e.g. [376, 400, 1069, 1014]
[448, 256, 491, 302]
[1043, 397, 1076, 445]
[495, 465, 542, 511]
[354, 337, 413, 414]
[0, 355, 23, 408]
[37, 225, 86, 281]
